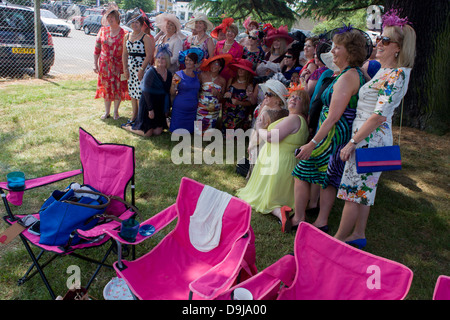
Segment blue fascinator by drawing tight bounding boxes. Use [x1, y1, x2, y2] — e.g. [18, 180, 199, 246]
[178, 47, 204, 64]
[156, 43, 173, 58]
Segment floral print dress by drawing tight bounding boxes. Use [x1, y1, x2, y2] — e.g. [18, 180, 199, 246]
[95, 27, 130, 101]
[337, 68, 411, 206]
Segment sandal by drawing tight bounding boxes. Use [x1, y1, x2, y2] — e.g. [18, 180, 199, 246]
[113, 114, 120, 120]
[100, 113, 110, 120]
[280, 206, 293, 233]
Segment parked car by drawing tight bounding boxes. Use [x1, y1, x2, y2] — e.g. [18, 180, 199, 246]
[40, 9, 72, 37]
[72, 7, 103, 30]
[82, 14, 102, 35]
[0, 3, 55, 75]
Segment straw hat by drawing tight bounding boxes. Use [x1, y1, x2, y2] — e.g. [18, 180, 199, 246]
[265, 25, 293, 47]
[200, 53, 233, 71]
[101, 2, 119, 27]
[320, 42, 339, 73]
[259, 79, 288, 108]
[228, 58, 256, 75]
[154, 13, 183, 38]
[185, 13, 214, 32]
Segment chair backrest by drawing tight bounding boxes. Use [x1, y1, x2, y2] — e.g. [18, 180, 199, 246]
[172, 177, 252, 264]
[79, 128, 135, 216]
[433, 275, 450, 300]
[278, 222, 413, 300]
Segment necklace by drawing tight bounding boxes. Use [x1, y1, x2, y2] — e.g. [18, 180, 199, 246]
[237, 79, 246, 84]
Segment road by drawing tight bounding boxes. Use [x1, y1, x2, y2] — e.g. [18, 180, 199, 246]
[49, 27, 97, 75]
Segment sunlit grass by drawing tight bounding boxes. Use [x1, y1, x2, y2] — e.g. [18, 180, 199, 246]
[0, 74, 448, 300]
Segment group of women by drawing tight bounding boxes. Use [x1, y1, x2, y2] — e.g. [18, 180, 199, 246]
[93, 4, 416, 249]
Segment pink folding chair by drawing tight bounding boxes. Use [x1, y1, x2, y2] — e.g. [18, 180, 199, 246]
[0, 128, 137, 299]
[433, 275, 450, 300]
[106, 177, 257, 300]
[216, 222, 413, 300]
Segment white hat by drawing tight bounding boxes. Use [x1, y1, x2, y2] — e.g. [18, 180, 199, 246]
[154, 13, 184, 39]
[320, 43, 339, 73]
[260, 79, 288, 109]
[185, 13, 214, 32]
[256, 61, 281, 77]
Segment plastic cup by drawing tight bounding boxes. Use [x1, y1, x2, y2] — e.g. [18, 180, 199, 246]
[232, 288, 253, 300]
[119, 218, 140, 242]
[139, 224, 155, 237]
[7, 171, 25, 190]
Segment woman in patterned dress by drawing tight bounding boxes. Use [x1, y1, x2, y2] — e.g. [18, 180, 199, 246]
[122, 14, 154, 124]
[183, 14, 215, 63]
[290, 27, 368, 232]
[242, 30, 265, 71]
[222, 59, 257, 135]
[195, 54, 232, 135]
[334, 15, 416, 249]
[94, 5, 130, 120]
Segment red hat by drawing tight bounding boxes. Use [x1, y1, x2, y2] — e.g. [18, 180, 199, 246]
[228, 58, 256, 75]
[211, 17, 234, 39]
[265, 25, 293, 47]
[200, 53, 233, 71]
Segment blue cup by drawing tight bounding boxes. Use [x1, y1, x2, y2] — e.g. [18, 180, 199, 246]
[7, 171, 25, 190]
[119, 218, 140, 242]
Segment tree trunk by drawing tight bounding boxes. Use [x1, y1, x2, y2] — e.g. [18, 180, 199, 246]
[384, 0, 450, 134]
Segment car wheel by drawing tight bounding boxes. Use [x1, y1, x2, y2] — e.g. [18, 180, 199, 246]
[63, 30, 69, 37]
[84, 26, 90, 35]
[43, 65, 51, 75]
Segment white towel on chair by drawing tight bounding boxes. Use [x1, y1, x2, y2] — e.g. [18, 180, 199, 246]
[189, 185, 232, 252]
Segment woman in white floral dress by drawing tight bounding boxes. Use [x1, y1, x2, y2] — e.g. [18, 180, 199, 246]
[334, 12, 416, 249]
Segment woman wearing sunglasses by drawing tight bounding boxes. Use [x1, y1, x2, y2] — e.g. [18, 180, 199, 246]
[242, 30, 265, 70]
[333, 12, 416, 249]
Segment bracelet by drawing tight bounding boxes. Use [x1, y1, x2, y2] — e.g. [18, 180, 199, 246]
[311, 138, 318, 145]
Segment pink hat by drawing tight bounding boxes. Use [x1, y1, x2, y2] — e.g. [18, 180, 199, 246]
[265, 25, 293, 47]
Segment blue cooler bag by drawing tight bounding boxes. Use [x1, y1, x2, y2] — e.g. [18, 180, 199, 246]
[355, 145, 402, 174]
[39, 184, 110, 246]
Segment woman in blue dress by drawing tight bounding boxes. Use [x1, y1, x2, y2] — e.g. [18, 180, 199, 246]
[169, 50, 202, 134]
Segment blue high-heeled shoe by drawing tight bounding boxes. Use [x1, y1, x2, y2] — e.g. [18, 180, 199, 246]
[346, 238, 367, 249]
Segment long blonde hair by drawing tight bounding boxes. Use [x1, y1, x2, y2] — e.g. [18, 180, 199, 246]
[384, 25, 416, 68]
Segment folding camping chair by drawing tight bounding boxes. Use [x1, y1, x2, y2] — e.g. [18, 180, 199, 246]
[433, 275, 450, 300]
[105, 177, 257, 300]
[216, 222, 413, 300]
[0, 127, 137, 299]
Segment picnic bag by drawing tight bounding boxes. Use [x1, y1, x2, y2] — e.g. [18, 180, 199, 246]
[39, 183, 110, 246]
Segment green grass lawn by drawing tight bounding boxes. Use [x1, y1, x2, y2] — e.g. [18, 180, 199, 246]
[0, 74, 448, 300]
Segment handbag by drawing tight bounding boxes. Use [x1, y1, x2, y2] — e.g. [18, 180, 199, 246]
[355, 99, 404, 174]
[39, 183, 110, 246]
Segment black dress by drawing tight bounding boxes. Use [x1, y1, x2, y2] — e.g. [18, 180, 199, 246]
[132, 66, 173, 132]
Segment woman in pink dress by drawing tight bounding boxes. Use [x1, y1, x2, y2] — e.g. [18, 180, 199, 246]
[94, 4, 130, 120]
[213, 19, 244, 82]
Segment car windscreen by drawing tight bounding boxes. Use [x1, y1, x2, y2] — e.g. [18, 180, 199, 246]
[0, 8, 34, 32]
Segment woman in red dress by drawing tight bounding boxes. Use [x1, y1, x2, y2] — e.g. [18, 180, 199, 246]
[94, 4, 130, 120]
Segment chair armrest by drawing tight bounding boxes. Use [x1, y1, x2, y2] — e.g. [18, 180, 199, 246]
[104, 203, 178, 245]
[75, 209, 136, 239]
[214, 254, 296, 300]
[189, 234, 251, 299]
[0, 170, 82, 206]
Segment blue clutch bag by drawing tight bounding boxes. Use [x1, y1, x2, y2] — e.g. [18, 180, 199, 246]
[355, 145, 402, 174]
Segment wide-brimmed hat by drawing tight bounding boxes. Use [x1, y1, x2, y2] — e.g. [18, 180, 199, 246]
[154, 12, 183, 38]
[256, 61, 281, 77]
[178, 47, 205, 64]
[125, 8, 154, 30]
[320, 43, 339, 73]
[265, 25, 293, 47]
[200, 53, 233, 71]
[259, 79, 288, 108]
[185, 13, 214, 32]
[101, 2, 119, 27]
[210, 17, 234, 39]
[228, 58, 256, 75]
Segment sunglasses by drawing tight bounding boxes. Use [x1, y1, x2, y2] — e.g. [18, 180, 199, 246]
[376, 36, 398, 46]
[248, 36, 257, 40]
[265, 92, 275, 98]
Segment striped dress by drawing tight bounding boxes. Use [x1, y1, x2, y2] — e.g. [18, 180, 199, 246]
[292, 66, 365, 189]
